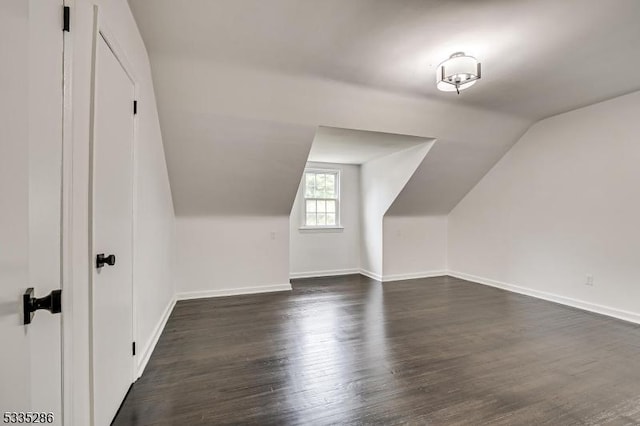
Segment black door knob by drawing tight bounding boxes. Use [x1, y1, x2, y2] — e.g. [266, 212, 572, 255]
[23, 287, 62, 325]
[96, 253, 116, 269]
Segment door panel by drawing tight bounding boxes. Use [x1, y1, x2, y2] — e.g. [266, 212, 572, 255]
[0, 0, 63, 421]
[91, 35, 135, 426]
[28, 0, 64, 420]
[0, 0, 31, 411]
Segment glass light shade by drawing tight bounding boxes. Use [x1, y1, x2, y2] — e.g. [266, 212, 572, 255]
[436, 52, 481, 92]
[436, 79, 476, 92]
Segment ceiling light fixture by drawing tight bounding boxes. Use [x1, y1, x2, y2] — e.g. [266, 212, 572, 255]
[436, 52, 481, 94]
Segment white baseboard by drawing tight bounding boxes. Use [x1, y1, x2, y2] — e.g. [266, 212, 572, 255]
[291, 269, 447, 283]
[383, 270, 447, 282]
[359, 269, 383, 281]
[176, 283, 292, 301]
[290, 268, 360, 279]
[448, 270, 640, 325]
[136, 295, 176, 379]
[136, 283, 291, 378]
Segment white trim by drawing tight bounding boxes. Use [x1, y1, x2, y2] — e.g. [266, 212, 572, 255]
[135, 296, 176, 379]
[302, 167, 341, 228]
[96, 23, 138, 85]
[383, 270, 447, 282]
[359, 269, 383, 281]
[291, 270, 447, 282]
[290, 269, 360, 279]
[448, 271, 640, 325]
[87, 9, 99, 422]
[61, 0, 75, 423]
[298, 226, 344, 233]
[176, 284, 293, 301]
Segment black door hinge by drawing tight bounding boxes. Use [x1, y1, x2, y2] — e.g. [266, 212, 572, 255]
[133, 100, 138, 115]
[63, 6, 70, 32]
[132, 341, 136, 356]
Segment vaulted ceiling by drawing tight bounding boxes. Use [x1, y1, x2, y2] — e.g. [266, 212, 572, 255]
[131, 0, 640, 120]
[129, 0, 640, 216]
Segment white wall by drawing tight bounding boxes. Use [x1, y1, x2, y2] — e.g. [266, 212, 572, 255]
[290, 162, 361, 278]
[449, 90, 640, 322]
[383, 216, 447, 280]
[360, 143, 433, 278]
[176, 216, 290, 297]
[67, 1, 174, 423]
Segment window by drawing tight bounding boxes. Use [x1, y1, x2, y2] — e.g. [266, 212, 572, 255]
[303, 169, 340, 228]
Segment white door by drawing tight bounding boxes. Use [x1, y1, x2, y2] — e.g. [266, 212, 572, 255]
[91, 34, 136, 426]
[0, 0, 64, 424]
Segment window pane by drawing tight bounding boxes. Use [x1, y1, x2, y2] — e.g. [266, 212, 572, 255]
[305, 173, 315, 198]
[326, 174, 335, 198]
[326, 213, 336, 225]
[326, 200, 335, 213]
[302, 169, 340, 227]
[306, 213, 316, 226]
[315, 174, 326, 198]
[306, 200, 316, 213]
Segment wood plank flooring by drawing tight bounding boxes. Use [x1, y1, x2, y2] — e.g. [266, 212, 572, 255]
[113, 275, 640, 425]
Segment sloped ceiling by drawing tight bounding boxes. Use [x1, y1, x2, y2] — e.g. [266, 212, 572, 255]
[388, 138, 504, 216]
[162, 112, 316, 216]
[308, 127, 428, 165]
[130, 0, 640, 120]
[128, 0, 640, 216]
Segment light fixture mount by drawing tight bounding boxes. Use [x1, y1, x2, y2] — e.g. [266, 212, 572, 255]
[436, 52, 481, 94]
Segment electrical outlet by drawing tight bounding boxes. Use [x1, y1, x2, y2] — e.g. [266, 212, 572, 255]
[585, 274, 594, 286]
[270, 232, 276, 240]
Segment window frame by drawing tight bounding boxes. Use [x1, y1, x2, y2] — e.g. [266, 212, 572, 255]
[300, 167, 342, 230]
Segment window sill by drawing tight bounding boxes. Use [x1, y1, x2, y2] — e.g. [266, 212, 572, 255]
[298, 226, 344, 233]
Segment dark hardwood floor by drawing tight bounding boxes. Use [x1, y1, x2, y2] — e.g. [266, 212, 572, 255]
[113, 275, 640, 425]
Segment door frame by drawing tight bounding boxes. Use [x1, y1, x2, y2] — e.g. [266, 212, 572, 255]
[61, 5, 140, 425]
[60, 0, 72, 424]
